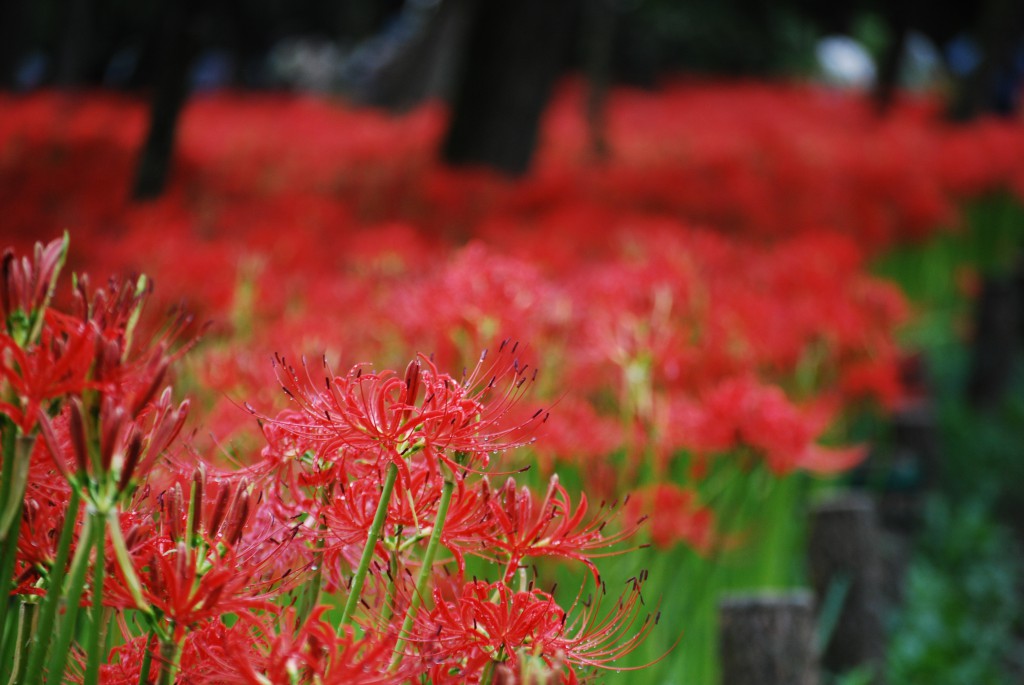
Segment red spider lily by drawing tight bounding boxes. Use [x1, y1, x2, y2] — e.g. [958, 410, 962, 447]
[0, 235, 66, 343]
[264, 342, 544, 485]
[103, 477, 292, 637]
[0, 315, 96, 433]
[14, 481, 79, 592]
[114, 538, 275, 640]
[97, 618, 250, 685]
[36, 387, 189, 490]
[207, 608, 409, 685]
[625, 484, 716, 552]
[677, 376, 868, 475]
[476, 475, 642, 583]
[415, 581, 568, 680]
[412, 577, 657, 683]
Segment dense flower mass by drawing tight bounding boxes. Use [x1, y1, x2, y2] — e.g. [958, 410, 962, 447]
[0, 238, 660, 684]
[1, 78, 1011, 682]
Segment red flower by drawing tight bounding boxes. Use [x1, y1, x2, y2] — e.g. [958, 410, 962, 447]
[477, 475, 641, 583]
[413, 577, 657, 683]
[0, 235, 66, 342]
[0, 314, 96, 433]
[265, 342, 544, 484]
[626, 484, 715, 552]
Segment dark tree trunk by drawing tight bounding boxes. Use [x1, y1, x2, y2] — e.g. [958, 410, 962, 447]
[441, 0, 579, 177]
[872, 9, 910, 115]
[584, 0, 616, 160]
[132, 0, 202, 201]
[56, 0, 95, 86]
[0, 0, 22, 88]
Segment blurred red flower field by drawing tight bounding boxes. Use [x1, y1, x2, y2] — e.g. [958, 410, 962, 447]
[3, 78, 1024, 683]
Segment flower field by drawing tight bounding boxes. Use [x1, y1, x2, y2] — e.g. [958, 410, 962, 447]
[2, 80, 1023, 683]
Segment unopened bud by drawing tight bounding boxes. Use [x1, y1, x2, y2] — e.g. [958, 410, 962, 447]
[223, 483, 250, 546]
[208, 485, 231, 540]
[165, 483, 183, 540]
[189, 465, 204, 539]
[117, 427, 144, 493]
[130, 355, 169, 418]
[175, 541, 189, 582]
[100, 401, 126, 474]
[69, 399, 90, 475]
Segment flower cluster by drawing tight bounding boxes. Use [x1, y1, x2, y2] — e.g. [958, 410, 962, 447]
[0, 238, 651, 684]
[0, 83, 940, 551]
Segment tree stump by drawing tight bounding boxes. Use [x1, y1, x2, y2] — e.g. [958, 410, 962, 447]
[808, 494, 885, 681]
[719, 591, 819, 685]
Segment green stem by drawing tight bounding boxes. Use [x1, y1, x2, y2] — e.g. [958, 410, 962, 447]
[6, 601, 35, 685]
[338, 462, 399, 630]
[480, 658, 497, 685]
[137, 632, 155, 685]
[47, 513, 94, 682]
[21, 488, 81, 685]
[106, 512, 151, 614]
[83, 514, 107, 685]
[300, 543, 325, 623]
[390, 475, 454, 670]
[378, 547, 400, 630]
[157, 637, 180, 685]
[0, 434, 34, 542]
[0, 530, 21, 674]
[298, 511, 327, 625]
[0, 427, 24, 668]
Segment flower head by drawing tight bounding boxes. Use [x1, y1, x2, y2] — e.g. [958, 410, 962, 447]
[263, 341, 545, 484]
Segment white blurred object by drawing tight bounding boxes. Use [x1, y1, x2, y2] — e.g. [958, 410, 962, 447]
[816, 35, 876, 88]
[269, 38, 344, 92]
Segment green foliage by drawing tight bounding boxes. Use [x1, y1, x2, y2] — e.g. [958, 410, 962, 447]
[886, 499, 1022, 685]
[870, 194, 1024, 685]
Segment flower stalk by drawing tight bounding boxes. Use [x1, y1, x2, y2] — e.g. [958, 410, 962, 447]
[157, 636, 181, 685]
[47, 513, 95, 681]
[21, 488, 81, 685]
[83, 511, 107, 685]
[390, 469, 455, 670]
[338, 461, 399, 629]
[0, 428, 27, 670]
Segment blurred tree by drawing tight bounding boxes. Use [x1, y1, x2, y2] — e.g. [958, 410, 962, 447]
[0, 0, 25, 88]
[56, 0, 96, 85]
[132, 0, 201, 200]
[583, 0, 617, 160]
[441, 0, 579, 176]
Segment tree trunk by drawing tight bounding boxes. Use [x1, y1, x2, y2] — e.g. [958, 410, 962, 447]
[56, 0, 95, 86]
[132, 0, 201, 201]
[441, 0, 579, 177]
[873, 14, 909, 115]
[0, 0, 24, 89]
[584, 0, 616, 160]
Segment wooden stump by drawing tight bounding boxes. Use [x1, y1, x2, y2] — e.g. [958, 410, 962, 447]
[719, 591, 819, 685]
[808, 494, 885, 681]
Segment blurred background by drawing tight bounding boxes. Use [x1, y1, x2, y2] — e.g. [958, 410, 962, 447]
[3, 0, 1024, 683]
[2, 0, 1022, 189]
